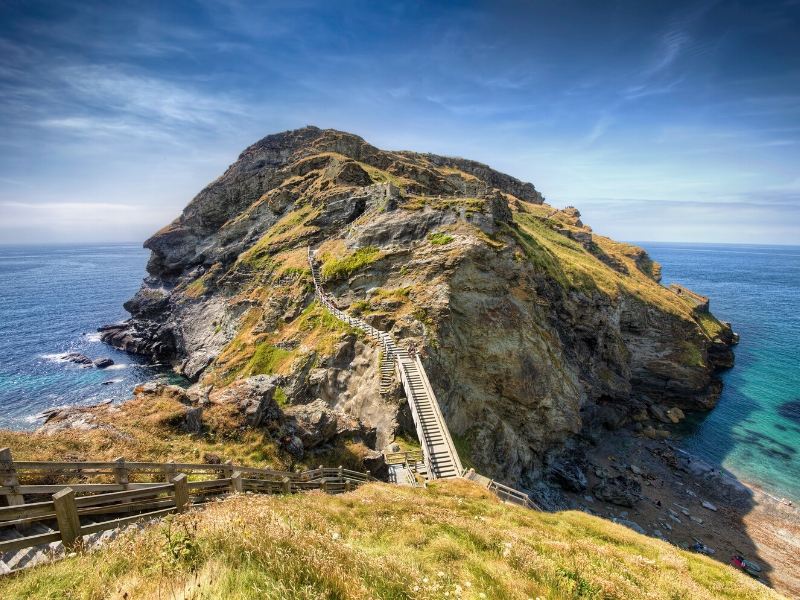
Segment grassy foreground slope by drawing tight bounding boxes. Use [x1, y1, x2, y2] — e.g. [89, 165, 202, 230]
[0, 479, 781, 600]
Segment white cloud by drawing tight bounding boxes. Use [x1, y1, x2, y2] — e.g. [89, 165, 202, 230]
[0, 201, 177, 244]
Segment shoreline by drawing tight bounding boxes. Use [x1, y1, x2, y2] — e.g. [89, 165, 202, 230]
[566, 425, 800, 598]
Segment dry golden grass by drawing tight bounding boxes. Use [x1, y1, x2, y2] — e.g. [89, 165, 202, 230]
[0, 479, 783, 599]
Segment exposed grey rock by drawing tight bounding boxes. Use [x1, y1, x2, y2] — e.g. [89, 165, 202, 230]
[212, 375, 280, 427]
[93, 357, 114, 369]
[183, 406, 203, 435]
[64, 353, 93, 367]
[593, 476, 643, 508]
[649, 405, 672, 424]
[615, 519, 646, 535]
[527, 481, 571, 512]
[283, 435, 304, 460]
[362, 449, 389, 481]
[135, 383, 191, 404]
[283, 399, 339, 448]
[547, 451, 588, 492]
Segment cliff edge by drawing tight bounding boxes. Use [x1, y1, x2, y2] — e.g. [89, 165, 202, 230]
[100, 126, 735, 495]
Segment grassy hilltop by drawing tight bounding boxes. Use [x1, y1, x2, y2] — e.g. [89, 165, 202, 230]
[0, 479, 781, 600]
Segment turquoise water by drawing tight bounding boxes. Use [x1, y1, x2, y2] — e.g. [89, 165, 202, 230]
[0, 244, 183, 430]
[1, 242, 799, 502]
[637, 243, 800, 502]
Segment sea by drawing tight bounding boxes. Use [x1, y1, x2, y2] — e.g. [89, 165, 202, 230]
[0, 242, 798, 502]
[0, 243, 185, 431]
[636, 242, 800, 503]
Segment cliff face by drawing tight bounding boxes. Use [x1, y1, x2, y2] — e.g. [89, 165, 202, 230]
[102, 126, 734, 488]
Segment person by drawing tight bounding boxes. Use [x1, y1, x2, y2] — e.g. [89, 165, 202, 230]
[653, 499, 661, 507]
[408, 343, 416, 359]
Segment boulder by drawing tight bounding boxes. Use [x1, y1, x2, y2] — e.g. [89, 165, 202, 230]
[527, 481, 571, 512]
[134, 383, 191, 404]
[593, 476, 642, 508]
[283, 435, 304, 460]
[547, 452, 588, 492]
[615, 519, 646, 535]
[649, 405, 672, 424]
[203, 452, 221, 465]
[642, 426, 670, 439]
[212, 375, 281, 427]
[283, 399, 338, 448]
[362, 450, 389, 481]
[93, 357, 115, 369]
[64, 353, 93, 367]
[183, 406, 203, 435]
[667, 407, 685, 423]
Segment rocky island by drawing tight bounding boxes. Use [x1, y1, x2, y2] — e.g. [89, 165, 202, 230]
[7, 127, 800, 599]
[98, 126, 736, 500]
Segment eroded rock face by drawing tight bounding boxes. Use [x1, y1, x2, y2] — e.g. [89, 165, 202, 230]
[547, 452, 589, 492]
[212, 375, 281, 427]
[99, 126, 734, 491]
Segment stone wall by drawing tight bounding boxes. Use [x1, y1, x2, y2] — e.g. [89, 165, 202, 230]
[669, 284, 709, 312]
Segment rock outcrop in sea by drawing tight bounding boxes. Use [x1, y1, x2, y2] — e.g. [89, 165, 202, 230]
[101, 126, 735, 493]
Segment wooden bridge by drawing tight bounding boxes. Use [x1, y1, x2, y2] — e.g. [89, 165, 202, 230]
[308, 247, 463, 481]
[307, 246, 540, 509]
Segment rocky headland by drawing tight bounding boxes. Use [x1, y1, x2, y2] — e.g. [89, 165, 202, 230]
[97, 126, 736, 497]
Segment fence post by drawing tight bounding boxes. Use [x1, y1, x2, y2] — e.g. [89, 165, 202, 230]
[281, 477, 291, 495]
[345, 480, 352, 492]
[222, 459, 233, 479]
[0, 448, 28, 532]
[337, 465, 343, 480]
[164, 460, 176, 483]
[230, 471, 242, 494]
[321, 479, 328, 494]
[53, 487, 81, 550]
[112, 457, 128, 489]
[173, 473, 189, 513]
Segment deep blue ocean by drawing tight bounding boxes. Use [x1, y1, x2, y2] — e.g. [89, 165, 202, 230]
[0, 242, 798, 501]
[0, 244, 183, 430]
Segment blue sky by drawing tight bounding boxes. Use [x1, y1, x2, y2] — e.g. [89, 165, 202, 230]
[1, 0, 798, 244]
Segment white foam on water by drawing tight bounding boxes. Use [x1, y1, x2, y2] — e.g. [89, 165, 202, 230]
[102, 364, 127, 371]
[84, 332, 102, 343]
[42, 353, 69, 362]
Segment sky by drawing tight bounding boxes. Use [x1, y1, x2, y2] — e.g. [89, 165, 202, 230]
[0, 0, 798, 245]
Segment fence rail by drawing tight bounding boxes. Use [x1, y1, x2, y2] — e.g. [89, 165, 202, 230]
[0, 448, 374, 560]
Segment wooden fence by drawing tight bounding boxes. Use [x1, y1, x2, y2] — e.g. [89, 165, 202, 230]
[0, 448, 373, 555]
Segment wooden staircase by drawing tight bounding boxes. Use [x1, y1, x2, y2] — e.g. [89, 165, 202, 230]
[308, 247, 463, 481]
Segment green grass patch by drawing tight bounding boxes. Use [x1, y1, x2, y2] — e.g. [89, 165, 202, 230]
[451, 432, 475, 470]
[428, 231, 454, 245]
[321, 246, 381, 279]
[245, 342, 292, 377]
[695, 311, 724, 340]
[678, 341, 705, 368]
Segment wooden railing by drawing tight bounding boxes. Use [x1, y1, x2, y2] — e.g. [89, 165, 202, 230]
[0, 448, 373, 556]
[462, 469, 540, 511]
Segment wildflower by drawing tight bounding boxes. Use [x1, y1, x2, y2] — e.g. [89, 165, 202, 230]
[465, 581, 471, 587]
[332, 532, 339, 539]
[438, 572, 445, 578]
[423, 577, 429, 583]
[480, 595, 487, 599]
